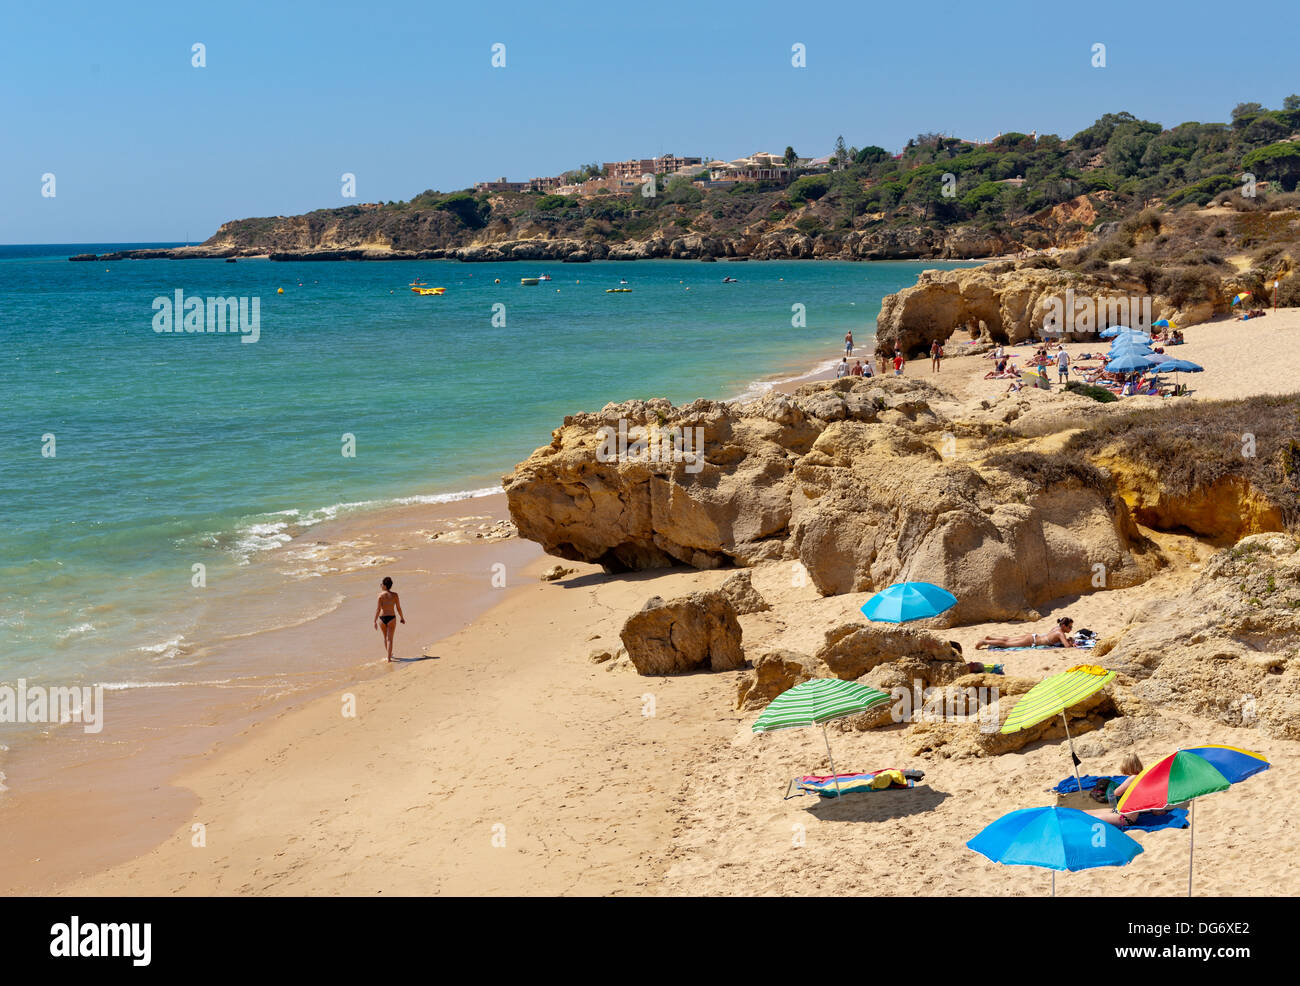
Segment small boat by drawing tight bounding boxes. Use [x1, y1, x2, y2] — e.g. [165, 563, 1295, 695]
[520, 277, 539, 286]
[605, 287, 632, 293]
[722, 276, 738, 283]
[538, 274, 552, 281]
[409, 278, 429, 292]
[416, 286, 446, 295]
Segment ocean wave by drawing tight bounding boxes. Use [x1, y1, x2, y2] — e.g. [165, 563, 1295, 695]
[56, 622, 95, 640]
[221, 487, 503, 563]
[99, 679, 233, 691]
[136, 636, 188, 661]
[731, 358, 841, 403]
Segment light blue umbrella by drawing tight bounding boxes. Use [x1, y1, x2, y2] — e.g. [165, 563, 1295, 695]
[1159, 359, 1203, 373]
[967, 806, 1144, 895]
[860, 581, 957, 623]
[1107, 353, 1160, 373]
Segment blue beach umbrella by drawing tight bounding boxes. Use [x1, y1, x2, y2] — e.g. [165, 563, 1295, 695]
[1108, 344, 1153, 358]
[860, 581, 957, 623]
[1158, 359, 1203, 373]
[1107, 353, 1159, 373]
[967, 806, 1144, 896]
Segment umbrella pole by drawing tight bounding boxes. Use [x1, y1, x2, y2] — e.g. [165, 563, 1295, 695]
[1061, 713, 1084, 794]
[1188, 800, 1195, 897]
[1052, 871, 1056, 898]
[821, 724, 842, 799]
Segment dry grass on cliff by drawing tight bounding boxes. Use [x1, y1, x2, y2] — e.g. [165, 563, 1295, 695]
[1065, 394, 1300, 529]
[984, 451, 1118, 504]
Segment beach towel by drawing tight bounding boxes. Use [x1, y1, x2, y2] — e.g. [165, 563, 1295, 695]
[1125, 809, 1190, 833]
[986, 637, 1096, 652]
[785, 769, 918, 800]
[965, 662, 1005, 675]
[1052, 774, 1125, 795]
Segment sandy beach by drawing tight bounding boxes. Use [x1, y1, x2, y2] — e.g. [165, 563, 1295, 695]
[7, 308, 1299, 898]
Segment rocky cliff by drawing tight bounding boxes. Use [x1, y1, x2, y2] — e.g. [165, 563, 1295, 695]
[502, 377, 1166, 624]
[874, 263, 1219, 355]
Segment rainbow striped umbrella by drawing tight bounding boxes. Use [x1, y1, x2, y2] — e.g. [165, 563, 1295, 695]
[753, 679, 892, 799]
[1231, 292, 1252, 306]
[1116, 746, 1270, 895]
[1002, 665, 1116, 793]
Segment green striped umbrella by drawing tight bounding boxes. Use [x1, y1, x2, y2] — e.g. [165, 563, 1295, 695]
[753, 679, 892, 799]
[1001, 665, 1116, 794]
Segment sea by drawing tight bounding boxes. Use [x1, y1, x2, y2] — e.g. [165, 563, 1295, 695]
[0, 245, 980, 722]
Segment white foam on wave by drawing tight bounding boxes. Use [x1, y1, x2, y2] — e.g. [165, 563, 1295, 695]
[225, 487, 502, 563]
[730, 357, 842, 404]
[136, 636, 188, 661]
[57, 622, 95, 640]
[99, 678, 233, 691]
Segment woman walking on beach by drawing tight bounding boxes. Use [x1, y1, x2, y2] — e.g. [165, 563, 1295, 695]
[374, 576, 406, 662]
[974, 616, 1075, 649]
[930, 339, 943, 374]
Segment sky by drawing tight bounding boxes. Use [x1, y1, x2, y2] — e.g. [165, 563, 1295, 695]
[4, 0, 1300, 243]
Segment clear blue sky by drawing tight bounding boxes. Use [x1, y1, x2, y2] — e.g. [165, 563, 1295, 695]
[4, 0, 1299, 243]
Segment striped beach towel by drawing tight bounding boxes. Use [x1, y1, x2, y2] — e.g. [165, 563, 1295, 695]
[784, 769, 916, 800]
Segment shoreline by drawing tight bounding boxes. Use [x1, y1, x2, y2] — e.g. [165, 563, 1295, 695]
[0, 317, 860, 895]
[0, 494, 544, 894]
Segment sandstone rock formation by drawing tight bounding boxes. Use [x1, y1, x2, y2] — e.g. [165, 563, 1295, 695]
[735, 650, 829, 711]
[504, 378, 1163, 623]
[619, 590, 745, 675]
[874, 263, 1200, 356]
[814, 622, 965, 684]
[720, 570, 771, 615]
[1101, 533, 1300, 739]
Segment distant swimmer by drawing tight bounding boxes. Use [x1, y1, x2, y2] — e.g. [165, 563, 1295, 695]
[374, 576, 406, 662]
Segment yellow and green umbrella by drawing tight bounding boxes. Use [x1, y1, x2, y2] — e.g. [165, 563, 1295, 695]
[1115, 745, 1270, 895]
[1001, 665, 1116, 792]
[753, 679, 892, 799]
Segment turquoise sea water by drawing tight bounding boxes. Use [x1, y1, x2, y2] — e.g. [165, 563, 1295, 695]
[0, 246, 977, 685]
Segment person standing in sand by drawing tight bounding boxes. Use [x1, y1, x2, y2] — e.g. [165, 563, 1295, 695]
[374, 576, 406, 662]
[930, 339, 943, 374]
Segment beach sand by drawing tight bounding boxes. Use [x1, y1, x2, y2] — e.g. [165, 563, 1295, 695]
[10, 309, 1300, 897]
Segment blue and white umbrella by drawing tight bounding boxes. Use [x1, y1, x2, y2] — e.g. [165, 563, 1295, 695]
[1107, 353, 1160, 373]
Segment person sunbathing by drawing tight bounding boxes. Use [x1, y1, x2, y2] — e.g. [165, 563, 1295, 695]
[1085, 754, 1145, 826]
[975, 616, 1075, 649]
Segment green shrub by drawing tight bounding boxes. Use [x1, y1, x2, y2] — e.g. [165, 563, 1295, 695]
[1064, 380, 1119, 403]
[788, 175, 831, 203]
